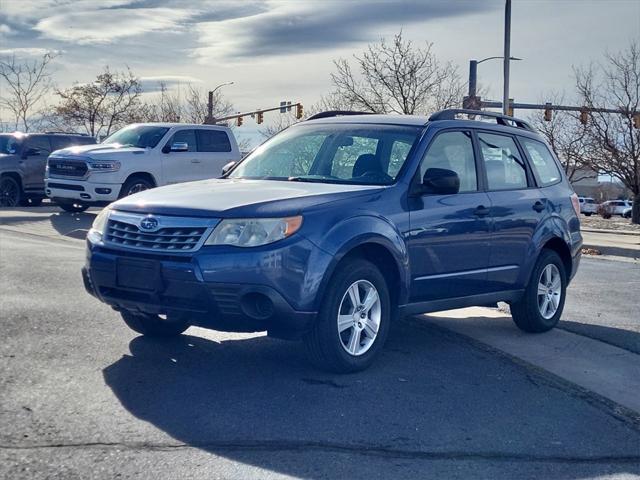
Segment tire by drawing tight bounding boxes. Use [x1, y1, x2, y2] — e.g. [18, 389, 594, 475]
[584, 212, 592, 216]
[120, 311, 189, 337]
[510, 249, 567, 333]
[58, 201, 89, 213]
[303, 258, 391, 373]
[120, 176, 154, 198]
[0, 176, 22, 207]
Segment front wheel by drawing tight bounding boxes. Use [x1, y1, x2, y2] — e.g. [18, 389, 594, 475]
[121, 311, 189, 337]
[0, 176, 21, 207]
[303, 258, 391, 373]
[510, 249, 567, 333]
[58, 201, 89, 213]
[119, 177, 154, 198]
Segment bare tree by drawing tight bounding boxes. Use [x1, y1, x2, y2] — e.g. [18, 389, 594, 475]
[52, 67, 142, 138]
[529, 93, 593, 181]
[330, 32, 464, 115]
[0, 52, 56, 131]
[575, 41, 640, 223]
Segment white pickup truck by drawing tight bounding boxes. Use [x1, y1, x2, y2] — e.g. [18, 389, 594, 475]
[45, 123, 241, 212]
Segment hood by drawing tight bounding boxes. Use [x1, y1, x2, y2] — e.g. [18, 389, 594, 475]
[52, 143, 147, 159]
[112, 178, 384, 217]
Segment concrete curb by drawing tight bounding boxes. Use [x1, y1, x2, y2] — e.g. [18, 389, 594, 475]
[581, 227, 639, 236]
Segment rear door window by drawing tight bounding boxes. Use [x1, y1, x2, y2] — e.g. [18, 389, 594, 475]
[25, 136, 52, 156]
[196, 129, 232, 152]
[477, 132, 528, 190]
[520, 137, 562, 186]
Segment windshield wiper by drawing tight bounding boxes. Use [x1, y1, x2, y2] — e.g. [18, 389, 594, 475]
[287, 176, 347, 184]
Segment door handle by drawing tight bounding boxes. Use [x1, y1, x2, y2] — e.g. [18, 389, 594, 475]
[533, 200, 546, 212]
[473, 205, 491, 217]
[190, 159, 201, 163]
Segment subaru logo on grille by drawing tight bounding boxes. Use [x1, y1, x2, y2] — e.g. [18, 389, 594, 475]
[139, 217, 159, 231]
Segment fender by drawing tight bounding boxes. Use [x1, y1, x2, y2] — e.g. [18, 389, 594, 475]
[519, 213, 572, 286]
[309, 214, 411, 311]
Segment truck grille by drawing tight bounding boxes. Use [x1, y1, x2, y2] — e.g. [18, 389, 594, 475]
[48, 158, 88, 177]
[105, 219, 208, 251]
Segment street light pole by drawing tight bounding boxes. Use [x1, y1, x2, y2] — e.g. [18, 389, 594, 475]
[503, 0, 512, 115]
[206, 81, 234, 124]
[466, 56, 521, 111]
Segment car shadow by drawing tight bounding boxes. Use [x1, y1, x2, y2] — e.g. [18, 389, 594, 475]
[0, 208, 96, 240]
[559, 320, 640, 355]
[49, 211, 96, 239]
[102, 318, 639, 479]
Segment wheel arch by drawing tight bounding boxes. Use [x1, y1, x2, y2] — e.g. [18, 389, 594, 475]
[119, 172, 157, 197]
[541, 236, 572, 278]
[1, 171, 23, 188]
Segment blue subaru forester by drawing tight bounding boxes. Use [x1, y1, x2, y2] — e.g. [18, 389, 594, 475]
[83, 109, 582, 372]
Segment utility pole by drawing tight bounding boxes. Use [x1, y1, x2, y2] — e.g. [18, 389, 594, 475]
[205, 81, 234, 124]
[503, 0, 512, 115]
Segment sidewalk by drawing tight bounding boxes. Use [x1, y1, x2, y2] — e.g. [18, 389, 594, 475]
[582, 230, 640, 259]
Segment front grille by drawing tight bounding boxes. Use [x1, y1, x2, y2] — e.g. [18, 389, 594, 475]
[105, 219, 207, 252]
[47, 182, 85, 191]
[48, 158, 88, 177]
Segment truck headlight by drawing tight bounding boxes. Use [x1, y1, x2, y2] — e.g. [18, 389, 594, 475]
[205, 216, 303, 247]
[88, 161, 120, 172]
[87, 206, 111, 242]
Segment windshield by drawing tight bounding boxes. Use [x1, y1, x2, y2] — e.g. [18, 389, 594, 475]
[102, 125, 169, 149]
[229, 123, 422, 185]
[0, 135, 22, 155]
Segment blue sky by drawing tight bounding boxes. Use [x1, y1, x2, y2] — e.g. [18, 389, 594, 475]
[1, 0, 639, 143]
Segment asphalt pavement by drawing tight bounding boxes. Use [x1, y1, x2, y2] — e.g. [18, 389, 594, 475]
[1, 210, 639, 479]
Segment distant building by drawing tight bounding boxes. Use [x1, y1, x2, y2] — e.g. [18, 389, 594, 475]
[570, 168, 600, 198]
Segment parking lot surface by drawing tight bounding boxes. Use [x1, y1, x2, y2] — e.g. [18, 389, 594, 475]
[1, 208, 639, 479]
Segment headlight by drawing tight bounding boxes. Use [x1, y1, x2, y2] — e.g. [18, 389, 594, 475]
[87, 206, 111, 242]
[205, 216, 303, 247]
[88, 161, 120, 172]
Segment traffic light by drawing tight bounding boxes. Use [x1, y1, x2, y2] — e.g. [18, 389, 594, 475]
[633, 113, 640, 129]
[236, 116, 243, 127]
[256, 111, 264, 124]
[296, 103, 304, 119]
[579, 109, 588, 125]
[544, 103, 552, 122]
[507, 98, 514, 117]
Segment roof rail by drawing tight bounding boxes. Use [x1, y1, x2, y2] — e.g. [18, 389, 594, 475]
[44, 131, 90, 136]
[428, 109, 535, 132]
[306, 110, 373, 121]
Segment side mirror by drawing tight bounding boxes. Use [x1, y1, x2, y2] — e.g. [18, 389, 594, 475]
[221, 161, 237, 176]
[421, 168, 460, 195]
[170, 142, 189, 152]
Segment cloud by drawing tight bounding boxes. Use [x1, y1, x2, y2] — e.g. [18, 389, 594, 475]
[139, 75, 203, 92]
[193, 0, 497, 61]
[34, 7, 194, 44]
[0, 24, 12, 35]
[0, 48, 60, 58]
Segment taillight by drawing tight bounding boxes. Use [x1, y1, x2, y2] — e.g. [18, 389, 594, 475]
[570, 193, 580, 216]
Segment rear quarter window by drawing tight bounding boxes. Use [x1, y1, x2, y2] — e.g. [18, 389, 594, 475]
[520, 137, 562, 187]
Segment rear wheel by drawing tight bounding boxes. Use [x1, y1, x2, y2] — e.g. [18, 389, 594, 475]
[58, 201, 89, 213]
[584, 212, 592, 216]
[303, 258, 391, 373]
[510, 249, 567, 333]
[120, 176, 154, 198]
[0, 176, 21, 207]
[121, 311, 189, 337]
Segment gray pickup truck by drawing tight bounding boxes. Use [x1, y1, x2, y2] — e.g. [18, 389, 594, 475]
[0, 132, 96, 206]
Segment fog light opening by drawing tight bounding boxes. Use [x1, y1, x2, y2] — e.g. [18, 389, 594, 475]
[240, 292, 274, 320]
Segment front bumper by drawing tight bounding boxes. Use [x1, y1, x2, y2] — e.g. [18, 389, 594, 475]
[46, 177, 121, 203]
[83, 236, 331, 338]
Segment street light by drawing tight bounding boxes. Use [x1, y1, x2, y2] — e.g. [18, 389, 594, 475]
[206, 82, 234, 123]
[468, 56, 521, 99]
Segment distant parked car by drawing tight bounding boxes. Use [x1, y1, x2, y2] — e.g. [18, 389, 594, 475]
[578, 196, 597, 216]
[45, 123, 241, 213]
[0, 132, 96, 207]
[599, 200, 633, 217]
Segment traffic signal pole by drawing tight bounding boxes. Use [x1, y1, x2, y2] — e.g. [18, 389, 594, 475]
[208, 102, 303, 125]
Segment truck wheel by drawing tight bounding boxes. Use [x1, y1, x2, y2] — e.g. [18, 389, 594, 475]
[121, 311, 189, 337]
[0, 176, 21, 207]
[510, 249, 567, 333]
[58, 202, 89, 213]
[303, 258, 391, 373]
[120, 177, 154, 198]
[584, 212, 592, 216]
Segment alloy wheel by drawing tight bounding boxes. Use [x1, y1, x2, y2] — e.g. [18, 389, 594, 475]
[337, 280, 381, 356]
[127, 183, 149, 196]
[0, 178, 19, 207]
[537, 264, 562, 320]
